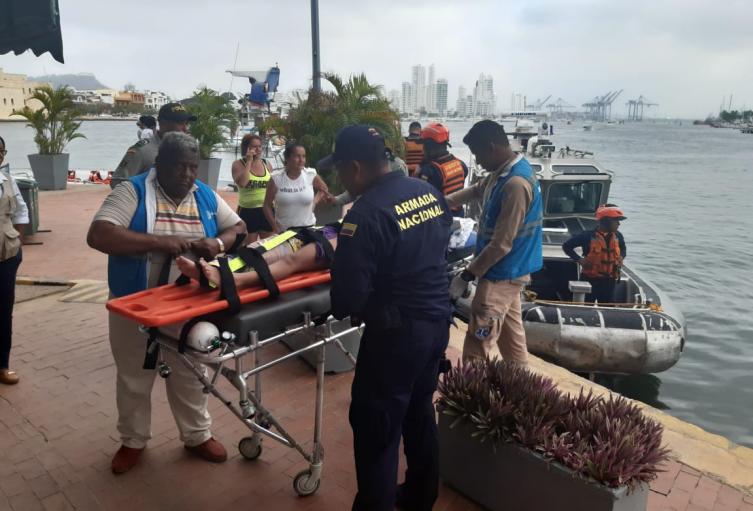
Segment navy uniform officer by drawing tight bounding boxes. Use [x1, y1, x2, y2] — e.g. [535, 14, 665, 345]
[110, 103, 197, 189]
[325, 125, 453, 511]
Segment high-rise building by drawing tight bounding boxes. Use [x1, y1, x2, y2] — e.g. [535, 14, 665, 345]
[435, 79, 448, 116]
[456, 86, 467, 116]
[427, 64, 435, 113]
[411, 65, 426, 111]
[388, 89, 401, 112]
[401, 82, 414, 114]
[473, 73, 496, 116]
[510, 93, 526, 112]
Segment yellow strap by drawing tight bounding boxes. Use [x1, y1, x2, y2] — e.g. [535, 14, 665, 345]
[259, 230, 298, 251]
[207, 230, 298, 274]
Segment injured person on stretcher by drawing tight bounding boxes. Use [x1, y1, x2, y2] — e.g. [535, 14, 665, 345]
[175, 218, 476, 293]
[176, 224, 340, 290]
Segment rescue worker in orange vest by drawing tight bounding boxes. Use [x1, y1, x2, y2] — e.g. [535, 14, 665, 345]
[416, 123, 469, 217]
[562, 204, 627, 304]
[404, 121, 424, 176]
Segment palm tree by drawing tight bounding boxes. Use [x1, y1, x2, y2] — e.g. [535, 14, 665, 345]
[13, 85, 86, 154]
[187, 87, 239, 159]
[261, 73, 402, 191]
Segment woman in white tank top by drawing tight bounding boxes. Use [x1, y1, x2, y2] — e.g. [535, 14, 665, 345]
[263, 143, 332, 231]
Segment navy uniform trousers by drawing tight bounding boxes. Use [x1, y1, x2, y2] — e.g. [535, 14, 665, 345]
[349, 315, 450, 511]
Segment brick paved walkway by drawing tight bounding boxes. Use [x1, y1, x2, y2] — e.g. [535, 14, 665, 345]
[2, 186, 750, 511]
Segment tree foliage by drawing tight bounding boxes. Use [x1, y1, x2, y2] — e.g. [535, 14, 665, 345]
[260, 73, 403, 191]
[187, 87, 240, 160]
[720, 110, 753, 123]
[13, 85, 86, 155]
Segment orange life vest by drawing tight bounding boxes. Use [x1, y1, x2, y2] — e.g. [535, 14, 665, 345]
[581, 230, 622, 280]
[404, 138, 424, 176]
[432, 157, 466, 197]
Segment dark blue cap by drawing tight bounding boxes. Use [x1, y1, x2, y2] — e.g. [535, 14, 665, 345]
[317, 124, 388, 170]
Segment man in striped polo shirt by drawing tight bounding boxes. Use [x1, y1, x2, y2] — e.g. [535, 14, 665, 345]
[88, 133, 246, 474]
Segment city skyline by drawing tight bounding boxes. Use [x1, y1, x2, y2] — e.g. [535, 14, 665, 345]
[394, 65, 497, 116]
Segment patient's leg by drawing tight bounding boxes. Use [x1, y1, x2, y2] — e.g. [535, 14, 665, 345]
[199, 241, 329, 288]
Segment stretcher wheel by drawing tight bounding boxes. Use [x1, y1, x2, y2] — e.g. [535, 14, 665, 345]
[293, 469, 320, 496]
[238, 436, 262, 460]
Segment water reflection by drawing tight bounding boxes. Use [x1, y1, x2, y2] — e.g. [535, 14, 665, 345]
[595, 374, 670, 411]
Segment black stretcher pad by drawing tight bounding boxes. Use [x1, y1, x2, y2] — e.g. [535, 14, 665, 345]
[216, 285, 333, 344]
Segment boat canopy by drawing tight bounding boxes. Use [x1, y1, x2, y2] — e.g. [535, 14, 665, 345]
[227, 66, 281, 106]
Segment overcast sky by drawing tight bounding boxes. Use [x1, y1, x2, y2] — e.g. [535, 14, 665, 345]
[2, 0, 752, 118]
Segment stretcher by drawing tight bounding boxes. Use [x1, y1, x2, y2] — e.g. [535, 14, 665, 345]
[120, 282, 359, 497]
[107, 259, 358, 497]
[106, 269, 331, 326]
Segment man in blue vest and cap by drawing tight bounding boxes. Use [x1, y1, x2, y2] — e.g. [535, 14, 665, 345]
[446, 120, 543, 365]
[326, 124, 453, 511]
[87, 132, 246, 474]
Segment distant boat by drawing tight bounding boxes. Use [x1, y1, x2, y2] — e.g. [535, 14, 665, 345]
[583, 124, 592, 131]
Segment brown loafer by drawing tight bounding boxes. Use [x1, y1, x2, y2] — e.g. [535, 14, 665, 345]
[0, 369, 19, 385]
[185, 437, 227, 463]
[111, 445, 144, 474]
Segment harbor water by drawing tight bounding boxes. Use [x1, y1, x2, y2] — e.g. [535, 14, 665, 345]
[1, 119, 752, 447]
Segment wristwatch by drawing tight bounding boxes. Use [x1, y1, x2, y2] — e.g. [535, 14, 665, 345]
[215, 237, 225, 254]
[459, 270, 475, 282]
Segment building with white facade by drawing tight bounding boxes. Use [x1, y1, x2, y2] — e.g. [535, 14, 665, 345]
[411, 65, 426, 112]
[401, 81, 414, 114]
[426, 64, 435, 113]
[388, 89, 401, 112]
[144, 90, 171, 112]
[435, 79, 448, 116]
[473, 73, 496, 117]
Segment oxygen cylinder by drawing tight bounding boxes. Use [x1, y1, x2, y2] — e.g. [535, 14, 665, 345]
[159, 321, 221, 352]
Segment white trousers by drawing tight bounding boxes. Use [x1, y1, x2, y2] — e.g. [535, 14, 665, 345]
[108, 312, 212, 449]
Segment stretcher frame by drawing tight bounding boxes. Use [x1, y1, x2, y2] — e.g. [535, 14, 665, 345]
[146, 311, 358, 496]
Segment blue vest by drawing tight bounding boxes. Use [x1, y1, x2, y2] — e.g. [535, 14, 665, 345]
[108, 172, 218, 297]
[476, 158, 543, 281]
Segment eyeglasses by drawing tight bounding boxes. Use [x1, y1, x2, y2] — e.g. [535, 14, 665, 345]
[0, 150, 7, 156]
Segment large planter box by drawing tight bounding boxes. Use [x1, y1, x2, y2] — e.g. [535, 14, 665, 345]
[438, 414, 648, 511]
[197, 158, 221, 190]
[27, 153, 69, 191]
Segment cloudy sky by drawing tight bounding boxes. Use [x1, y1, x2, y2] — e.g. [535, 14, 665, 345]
[2, 0, 752, 118]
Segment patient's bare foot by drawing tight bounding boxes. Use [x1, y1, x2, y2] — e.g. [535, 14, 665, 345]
[199, 259, 222, 287]
[176, 256, 201, 280]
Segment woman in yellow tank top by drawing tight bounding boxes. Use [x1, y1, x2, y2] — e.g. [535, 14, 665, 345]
[232, 134, 273, 241]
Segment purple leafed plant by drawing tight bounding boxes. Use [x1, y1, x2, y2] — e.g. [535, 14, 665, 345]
[436, 358, 670, 489]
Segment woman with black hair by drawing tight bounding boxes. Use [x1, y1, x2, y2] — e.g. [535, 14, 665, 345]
[0, 135, 30, 385]
[232, 134, 274, 241]
[262, 143, 331, 233]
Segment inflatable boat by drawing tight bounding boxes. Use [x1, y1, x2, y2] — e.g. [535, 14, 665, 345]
[454, 142, 686, 374]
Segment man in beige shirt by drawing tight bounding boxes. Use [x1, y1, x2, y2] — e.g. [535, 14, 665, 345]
[446, 120, 543, 365]
[88, 132, 246, 474]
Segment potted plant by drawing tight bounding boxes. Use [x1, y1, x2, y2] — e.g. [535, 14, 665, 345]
[187, 87, 239, 190]
[13, 85, 86, 190]
[436, 359, 669, 511]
